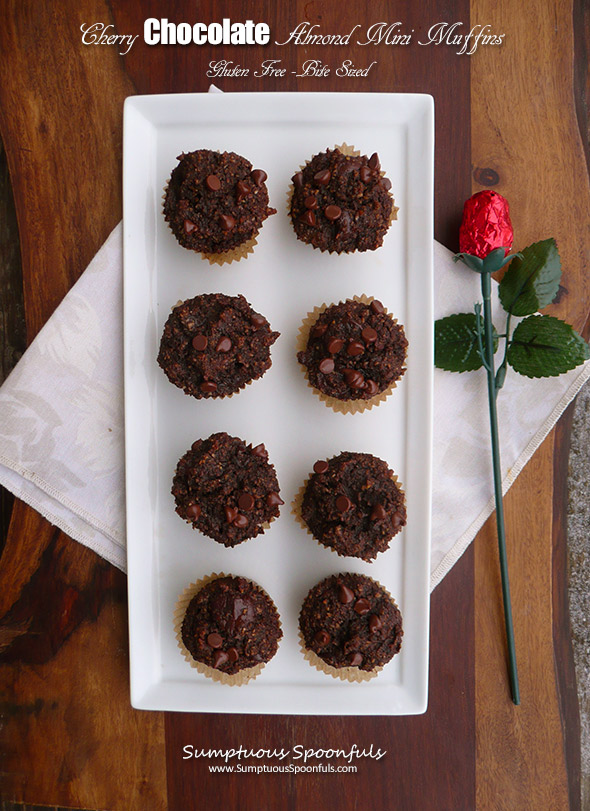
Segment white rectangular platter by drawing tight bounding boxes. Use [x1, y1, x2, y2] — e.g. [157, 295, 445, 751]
[123, 92, 433, 715]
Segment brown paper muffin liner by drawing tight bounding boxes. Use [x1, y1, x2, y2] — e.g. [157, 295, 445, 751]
[174, 572, 282, 686]
[296, 294, 407, 415]
[162, 180, 258, 266]
[286, 143, 398, 254]
[291, 469, 405, 561]
[298, 630, 382, 683]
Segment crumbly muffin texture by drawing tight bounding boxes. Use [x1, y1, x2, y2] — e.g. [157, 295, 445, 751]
[181, 576, 282, 675]
[302, 452, 406, 561]
[299, 573, 403, 672]
[164, 149, 276, 254]
[172, 432, 284, 547]
[157, 293, 279, 399]
[297, 298, 407, 402]
[289, 148, 394, 253]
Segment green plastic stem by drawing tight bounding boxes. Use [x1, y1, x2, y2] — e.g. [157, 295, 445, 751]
[481, 272, 521, 705]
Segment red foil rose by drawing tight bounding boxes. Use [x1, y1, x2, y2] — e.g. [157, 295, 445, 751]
[459, 190, 514, 259]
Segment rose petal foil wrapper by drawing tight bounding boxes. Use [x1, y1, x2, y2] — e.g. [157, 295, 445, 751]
[459, 190, 514, 258]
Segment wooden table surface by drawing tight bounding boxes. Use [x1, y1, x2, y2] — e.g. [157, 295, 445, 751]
[0, 2, 588, 809]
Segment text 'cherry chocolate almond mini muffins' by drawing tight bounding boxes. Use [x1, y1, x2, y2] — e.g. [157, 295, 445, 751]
[163, 149, 276, 264]
[296, 296, 408, 414]
[175, 574, 282, 685]
[289, 146, 396, 254]
[172, 432, 284, 547]
[157, 293, 279, 399]
[295, 452, 406, 562]
[299, 573, 403, 682]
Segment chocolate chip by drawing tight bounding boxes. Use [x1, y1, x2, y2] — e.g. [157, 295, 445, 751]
[380, 177, 392, 191]
[215, 336, 232, 353]
[251, 443, 268, 459]
[370, 299, 385, 314]
[236, 180, 250, 201]
[349, 652, 363, 667]
[250, 313, 267, 328]
[361, 326, 378, 344]
[336, 495, 352, 513]
[186, 504, 201, 520]
[327, 337, 345, 354]
[206, 174, 221, 191]
[392, 511, 404, 528]
[200, 381, 218, 393]
[338, 584, 355, 604]
[369, 614, 382, 633]
[192, 334, 208, 351]
[301, 210, 316, 226]
[292, 171, 304, 189]
[250, 169, 267, 187]
[359, 166, 372, 184]
[207, 633, 223, 649]
[371, 504, 387, 521]
[238, 493, 255, 512]
[225, 506, 238, 523]
[324, 205, 342, 221]
[304, 196, 318, 209]
[314, 169, 331, 186]
[266, 491, 284, 507]
[354, 598, 371, 615]
[319, 358, 335, 374]
[343, 369, 365, 389]
[364, 380, 380, 397]
[312, 323, 328, 338]
[346, 340, 365, 356]
[219, 214, 235, 231]
[314, 630, 330, 646]
[368, 152, 380, 170]
[219, 214, 236, 231]
[213, 650, 228, 669]
[313, 460, 329, 474]
[233, 513, 248, 528]
[227, 647, 239, 663]
[184, 219, 197, 233]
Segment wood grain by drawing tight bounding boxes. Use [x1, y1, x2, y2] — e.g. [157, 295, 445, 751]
[471, 0, 590, 807]
[0, 2, 166, 809]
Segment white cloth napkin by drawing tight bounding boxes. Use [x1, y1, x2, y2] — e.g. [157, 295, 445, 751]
[2, 86, 589, 589]
[1, 227, 587, 589]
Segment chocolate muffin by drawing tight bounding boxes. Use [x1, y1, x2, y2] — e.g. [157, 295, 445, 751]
[164, 149, 276, 256]
[297, 298, 407, 405]
[158, 293, 279, 399]
[299, 573, 403, 674]
[289, 147, 394, 253]
[300, 452, 406, 561]
[180, 576, 282, 676]
[172, 432, 284, 547]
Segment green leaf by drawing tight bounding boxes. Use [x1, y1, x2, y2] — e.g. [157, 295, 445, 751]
[435, 312, 498, 372]
[482, 247, 510, 273]
[498, 238, 561, 316]
[507, 315, 589, 378]
[453, 253, 484, 272]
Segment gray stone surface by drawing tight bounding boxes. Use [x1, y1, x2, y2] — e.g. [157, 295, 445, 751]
[568, 379, 590, 809]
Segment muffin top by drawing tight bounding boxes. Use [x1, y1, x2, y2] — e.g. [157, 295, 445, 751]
[164, 149, 276, 254]
[301, 452, 406, 561]
[297, 298, 407, 402]
[172, 432, 284, 547]
[157, 293, 279, 399]
[289, 148, 394, 253]
[181, 576, 282, 675]
[299, 573, 403, 672]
